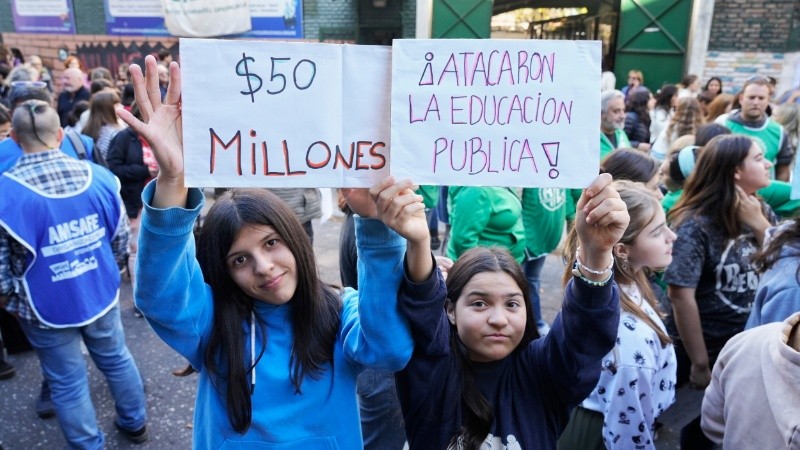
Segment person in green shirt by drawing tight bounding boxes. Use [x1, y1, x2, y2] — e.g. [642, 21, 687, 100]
[446, 187, 525, 264]
[600, 89, 631, 159]
[716, 77, 792, 181]
[521, 187, 566, 336]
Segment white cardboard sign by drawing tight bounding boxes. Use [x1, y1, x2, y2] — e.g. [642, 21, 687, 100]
[180, 38, 391, 187]
[390, 39, 601, 188]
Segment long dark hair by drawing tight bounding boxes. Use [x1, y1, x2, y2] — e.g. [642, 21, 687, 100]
[83, 90, 121, 142]
[670, 135, 757, 239]
[654, 84, 678, 113]
[625, 87, 652, 128]
[196, 189, 341, 433]
[445, 247, 537, 450]
[601, 148, 658, 183]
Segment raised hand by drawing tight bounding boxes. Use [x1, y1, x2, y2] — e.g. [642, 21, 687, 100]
[116, 55, 185, 208]
[575, 173, 629, 278]
[368, 177, 429, 245]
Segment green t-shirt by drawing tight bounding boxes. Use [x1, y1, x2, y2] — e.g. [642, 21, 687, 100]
[447, 187, 526, 263]
[600, 129, 631, 159]
[521, 187, 566, 257]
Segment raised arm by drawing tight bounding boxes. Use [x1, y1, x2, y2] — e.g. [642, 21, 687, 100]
[116, 55, 186, 209]
[118, 55, 213, 367]
[530, 174, 626, 406]
[337, 178, 429, 371]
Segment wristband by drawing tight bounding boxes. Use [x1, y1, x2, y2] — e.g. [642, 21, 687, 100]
[572, 265, 614, 287]
[575, 246, 614, 275]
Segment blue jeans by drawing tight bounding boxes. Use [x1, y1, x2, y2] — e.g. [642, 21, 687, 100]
[357, 369, 406, 450]
[523, 254, 547, 328]
[20, 304, 146, 450]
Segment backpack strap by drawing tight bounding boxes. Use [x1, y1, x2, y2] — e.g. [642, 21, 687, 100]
[65, 129, 88, 160]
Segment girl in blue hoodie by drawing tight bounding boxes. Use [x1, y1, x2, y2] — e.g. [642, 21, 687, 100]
[118, 56, 423, 449]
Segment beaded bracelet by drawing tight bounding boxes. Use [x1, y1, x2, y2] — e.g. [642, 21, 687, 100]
[575, 246, 614, 275]
[571, 264, 614, 287]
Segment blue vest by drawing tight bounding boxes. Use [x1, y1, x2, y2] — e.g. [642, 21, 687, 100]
[0, 163, 121, 327]
[0, 134, 95, 174]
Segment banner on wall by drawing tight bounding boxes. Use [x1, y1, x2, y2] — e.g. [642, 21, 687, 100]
[105, 0, 170, 36]
[161, 0, 251, 37]
[238, 0, 303, 39]
[104, 0, 302, 38]
[11, 0, 77, 34]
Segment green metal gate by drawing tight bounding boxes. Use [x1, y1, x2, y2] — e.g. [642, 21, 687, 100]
[614, 0, 694, 90]
[431, 0, 493, 38]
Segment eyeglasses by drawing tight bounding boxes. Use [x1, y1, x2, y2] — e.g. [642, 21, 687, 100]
[10, 80, 47, 88]
[19, 100, 52, 149]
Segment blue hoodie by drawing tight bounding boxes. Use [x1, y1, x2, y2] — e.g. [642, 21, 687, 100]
[135, 183, 413, 449]
[746, 221, 800, 329]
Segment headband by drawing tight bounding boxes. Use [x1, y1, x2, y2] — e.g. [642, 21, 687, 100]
[678, 146, 697, 179]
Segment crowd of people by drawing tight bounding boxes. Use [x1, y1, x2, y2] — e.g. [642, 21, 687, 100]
[1, 42, 800, 450]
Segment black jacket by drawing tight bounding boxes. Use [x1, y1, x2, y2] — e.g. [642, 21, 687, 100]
[106, 128, 149, 218]
[624, 111, 650, 149]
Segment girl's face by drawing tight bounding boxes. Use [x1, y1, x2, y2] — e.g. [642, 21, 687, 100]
[624, 208, 676, 272]
[447, 271, 526, 362]
[0, 122, 10, 141]
[707, 79, 721, 95]
[226, 224, 297, 305]
[734, 143, 772, 194]
[645, 172, 664, 200]
[670, 94, 679, 108]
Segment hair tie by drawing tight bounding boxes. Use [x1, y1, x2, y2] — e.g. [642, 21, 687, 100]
[678, 146, 697, 179]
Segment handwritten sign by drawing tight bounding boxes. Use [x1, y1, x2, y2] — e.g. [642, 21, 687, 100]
[390, 39, 600, 188]
[181, 38, 390, 187]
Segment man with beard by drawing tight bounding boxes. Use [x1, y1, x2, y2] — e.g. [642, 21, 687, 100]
[717, 76, 792, 181]
[600, 89, 631, 158]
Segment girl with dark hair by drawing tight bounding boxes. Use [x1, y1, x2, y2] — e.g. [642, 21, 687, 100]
[650, 84, 678, 146]
[396, 173, 628, 450]
[118, 56, 420, 448]
[558, 181, 677, 450]
[746, 218, 800, 328]
[600, 148, 662, 199]
[703, 77, 723, 98]
[624, 86, 653, 151]
[664, 134, 775, 448]
[83, 90, 125, 159]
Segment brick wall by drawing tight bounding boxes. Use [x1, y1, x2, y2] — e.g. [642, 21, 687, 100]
[709, 0, 799, 52]
[702, 50, 800, 95]
[304, 0, 358, 41]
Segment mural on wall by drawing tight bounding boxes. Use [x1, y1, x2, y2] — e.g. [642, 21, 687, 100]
[74, 40, 177, 73]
